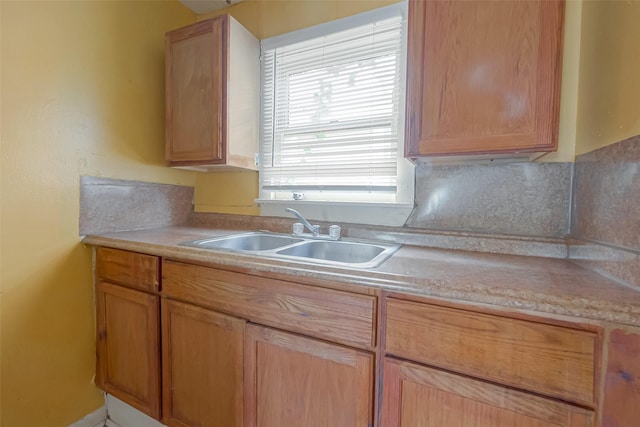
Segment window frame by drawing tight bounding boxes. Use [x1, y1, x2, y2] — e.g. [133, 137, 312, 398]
[256, 2, 414, 226]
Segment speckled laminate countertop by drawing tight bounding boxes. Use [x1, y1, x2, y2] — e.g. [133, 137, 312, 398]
[83, 226, 640, 327]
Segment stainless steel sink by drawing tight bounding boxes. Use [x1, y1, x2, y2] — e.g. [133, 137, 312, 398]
[182, 232, 304, 252]
[275, 240, 399, 268]
[180, 231, 400, 268]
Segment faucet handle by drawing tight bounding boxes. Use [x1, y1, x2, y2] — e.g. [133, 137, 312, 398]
[329, 225, 341, 239]
[292, 222, 304, 235]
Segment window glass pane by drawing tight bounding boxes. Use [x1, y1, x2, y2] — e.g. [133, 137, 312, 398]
[260, 7, 405, 202]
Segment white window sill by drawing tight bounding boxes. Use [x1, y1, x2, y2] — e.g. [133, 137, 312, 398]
[257, 199, 414, 227]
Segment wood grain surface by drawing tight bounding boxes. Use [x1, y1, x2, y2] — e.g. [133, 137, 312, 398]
[385, 298, 596, 405]
[96, 247, 159, 292]
[96, 281, 161, 419]
[162, 260, 376, 349]
[381, 358, 593, 427]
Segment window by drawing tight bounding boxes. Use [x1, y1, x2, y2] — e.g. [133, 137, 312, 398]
[258, 4, 413, 225]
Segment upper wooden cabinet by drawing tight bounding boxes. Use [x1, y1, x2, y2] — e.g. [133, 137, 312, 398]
[404, 0, 565, 158]
[165, 15, 259, 170]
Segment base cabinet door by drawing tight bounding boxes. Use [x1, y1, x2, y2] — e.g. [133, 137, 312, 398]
[380, 358, 594, 427]
[162, 300, 245, 427]
[244, 325, 374, 427]
[96, 281, 161, 419]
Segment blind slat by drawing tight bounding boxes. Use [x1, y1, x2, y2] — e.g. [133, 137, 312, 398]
[261, 11, 404, 197]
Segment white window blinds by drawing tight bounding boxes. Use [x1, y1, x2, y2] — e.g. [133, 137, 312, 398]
[260, 8, 405, 201]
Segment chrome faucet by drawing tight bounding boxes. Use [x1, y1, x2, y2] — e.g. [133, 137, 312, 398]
[284, 208, 342, 240]
[285, 208, 319, 237]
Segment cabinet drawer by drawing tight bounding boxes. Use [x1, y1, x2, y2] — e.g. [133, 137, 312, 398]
[162, 260, 376, 349]
[96, 247, 160, 292]
[385, 298, 597, 406]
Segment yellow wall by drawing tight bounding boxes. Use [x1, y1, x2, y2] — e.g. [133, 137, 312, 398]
[195, 171, 260, 215]
[193, 0, 401, 214]
[575, 0, 640, 156]
[0, 1, 195, 425]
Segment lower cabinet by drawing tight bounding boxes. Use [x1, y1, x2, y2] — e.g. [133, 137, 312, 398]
[244, 324, 374, 427]
[161, 300, 244, 427]
[95, 249, 377, 426]
[380, 358, 594, 427]
[95, 281, 161, 419]
[97, 248, 640, 426]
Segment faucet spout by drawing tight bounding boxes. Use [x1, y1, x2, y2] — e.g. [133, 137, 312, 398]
[285, 208, 319, 237]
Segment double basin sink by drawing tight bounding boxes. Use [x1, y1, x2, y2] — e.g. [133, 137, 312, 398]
[180, 231, 400, 269]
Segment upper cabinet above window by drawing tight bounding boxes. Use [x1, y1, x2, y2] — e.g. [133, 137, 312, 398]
[404, 0, 565, 159]
[165, 15, 259, 171]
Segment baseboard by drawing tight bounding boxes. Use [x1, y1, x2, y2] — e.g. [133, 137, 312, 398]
[106, 395, 166, 427]
[67, 405, 107, 427]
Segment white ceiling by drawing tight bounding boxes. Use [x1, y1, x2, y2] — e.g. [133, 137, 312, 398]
[179, 0, 244, 15]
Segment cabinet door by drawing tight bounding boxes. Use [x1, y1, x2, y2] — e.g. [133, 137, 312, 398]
[385, 298, 596, 406]
[380, 358, 593, 427]
[245, 325, 374, 427]
[165, 16, 227, 165]
[96, 281, 161, 419]
[601, 327, 640, 426]
[405, 0, 564, 157]
[162, 300, 244, 427]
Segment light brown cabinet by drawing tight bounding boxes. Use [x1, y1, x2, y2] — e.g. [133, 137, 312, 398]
[380, 358, 594, 427]
[95, 248, 376, 426]
[96, 246, 160, 293]
[95, 281, 161, 419]
[165, 15, 259, 170]
[381, 297, 596, 426]
[161, 260, 377, 350]
[601, 326, 640, 425]
[404, 0, 565, 158]
[95, 247, 640, 426]
[95, 248, 161, 418]
[161, 299, 244, 427]
[384, 298, 597, 406]
[244, 325, 374, 427]
[161, 260, 376, 425]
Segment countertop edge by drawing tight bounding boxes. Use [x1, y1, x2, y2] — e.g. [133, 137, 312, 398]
[83, 230, 640, 328]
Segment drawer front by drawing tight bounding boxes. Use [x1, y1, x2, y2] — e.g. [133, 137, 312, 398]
[385, 298, 596, 406]
[162, 260, 376, 349]
[96, 247, 160, 292]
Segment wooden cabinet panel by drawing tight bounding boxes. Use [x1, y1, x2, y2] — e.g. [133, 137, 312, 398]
[405, 0, 564, 157]
[96, 247, 159, 292]
[166, 17, 226, 164]
[381, 358, 593, 427]
[161, 300, 244, 427]
[245, 325, 374, 427]
[601, 327, 640, 426]
[96, 281, 161, 419]
[165, 16, 259, 170]
[162, 260, 376, 349]
[385, 298, 596, 405]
